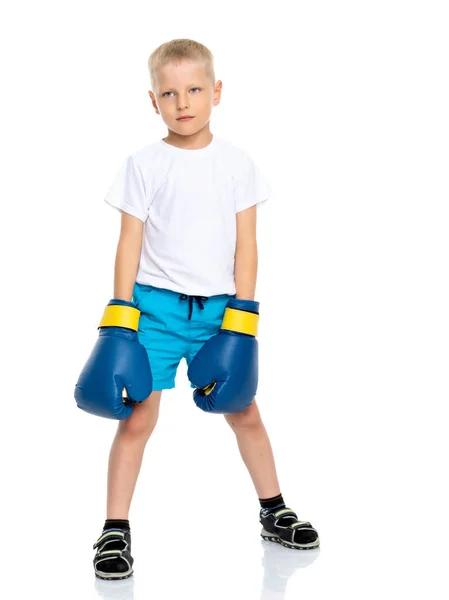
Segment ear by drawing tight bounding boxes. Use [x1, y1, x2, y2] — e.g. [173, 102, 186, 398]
[213, 80, 223, 106]
[148, 90, 160, 114]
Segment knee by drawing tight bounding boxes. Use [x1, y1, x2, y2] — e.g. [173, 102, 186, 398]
[118, 390, 161, 439]
[224, 400, 262, 431]
[120, 417, 157, 441]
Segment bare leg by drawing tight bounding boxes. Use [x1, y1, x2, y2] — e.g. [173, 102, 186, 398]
[225, 400, 320, 547]
[224, 400, 281, 499]
[106, 390, 162, 519]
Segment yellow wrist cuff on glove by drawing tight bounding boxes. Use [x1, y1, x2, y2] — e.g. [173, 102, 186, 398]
[98, 304, 140, 331]
[220, 307, 259, 337]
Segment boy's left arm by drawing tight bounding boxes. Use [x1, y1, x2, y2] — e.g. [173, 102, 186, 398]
[234, 205, 258, 301]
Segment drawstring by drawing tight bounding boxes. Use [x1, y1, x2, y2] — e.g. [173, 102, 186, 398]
[178, 294, 209, 320]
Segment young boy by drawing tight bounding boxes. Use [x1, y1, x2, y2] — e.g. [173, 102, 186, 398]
[91, 38, 319, 580]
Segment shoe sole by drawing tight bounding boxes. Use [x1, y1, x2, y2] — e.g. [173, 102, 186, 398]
[94, 567, 134, 580]
[261, 527, 320, 550]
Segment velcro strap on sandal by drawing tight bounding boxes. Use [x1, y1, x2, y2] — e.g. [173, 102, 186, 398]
[93, 529, 125, 550]
[273, 508, 311, 529]
[96, 549, 124, 558]
[273, 508, 298, 519]
[290, 521, 312, 529]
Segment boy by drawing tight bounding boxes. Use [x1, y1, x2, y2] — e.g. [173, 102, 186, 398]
[90, 38, 319, 580]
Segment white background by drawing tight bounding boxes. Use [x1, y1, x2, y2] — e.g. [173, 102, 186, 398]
[1, 1, 448, 599]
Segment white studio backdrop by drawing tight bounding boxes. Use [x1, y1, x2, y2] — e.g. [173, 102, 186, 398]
[0, 1, 448, 599]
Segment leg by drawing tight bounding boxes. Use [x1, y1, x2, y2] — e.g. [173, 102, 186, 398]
[224, 399, 281, 499]
[106, 389, 162, 519]
[224, 400, 320, 549]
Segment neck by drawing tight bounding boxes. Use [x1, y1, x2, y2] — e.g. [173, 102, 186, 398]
[163, 124, 213, 150]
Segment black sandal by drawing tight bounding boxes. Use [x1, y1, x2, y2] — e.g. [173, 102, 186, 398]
[259, 507, 320, 550]
[93, 528, 134, 580]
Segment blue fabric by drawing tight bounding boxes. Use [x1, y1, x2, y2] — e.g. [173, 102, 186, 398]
[132, 282, 235, 390]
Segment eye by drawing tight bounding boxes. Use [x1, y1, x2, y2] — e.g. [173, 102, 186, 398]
[162, 88, 201, 98]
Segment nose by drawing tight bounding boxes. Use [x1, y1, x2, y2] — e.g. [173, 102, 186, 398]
[177, 93, 190, 111]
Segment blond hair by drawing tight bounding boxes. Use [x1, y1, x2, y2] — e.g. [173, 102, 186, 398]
[148, 38, 215, 91]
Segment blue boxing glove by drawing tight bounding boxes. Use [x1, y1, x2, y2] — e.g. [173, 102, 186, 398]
[187, 298, 259, 414]
[74, 299, 153, 420]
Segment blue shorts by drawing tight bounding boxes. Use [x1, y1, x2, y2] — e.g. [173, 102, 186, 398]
[132, 282, 235, 391]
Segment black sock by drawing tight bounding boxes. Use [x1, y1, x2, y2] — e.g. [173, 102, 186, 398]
[259, 493, 286, 514]
[103, 519, 130, 532]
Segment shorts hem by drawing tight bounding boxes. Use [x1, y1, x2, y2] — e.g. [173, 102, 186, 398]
[152, 380, 175, 391]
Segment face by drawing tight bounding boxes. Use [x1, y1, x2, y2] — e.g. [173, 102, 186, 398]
[148, 60, 222, 136]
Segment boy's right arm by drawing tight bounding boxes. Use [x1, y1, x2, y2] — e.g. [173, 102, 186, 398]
[113, 212, 144, 302]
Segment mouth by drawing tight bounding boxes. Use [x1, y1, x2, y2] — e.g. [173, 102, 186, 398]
[177, 116, 194, 121]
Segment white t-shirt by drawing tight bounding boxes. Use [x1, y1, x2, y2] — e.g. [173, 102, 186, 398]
[104, 135, 271, 296]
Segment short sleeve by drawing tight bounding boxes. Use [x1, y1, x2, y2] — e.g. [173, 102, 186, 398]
[235, 152, 272, 213]
[104, 155, 148, 222]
